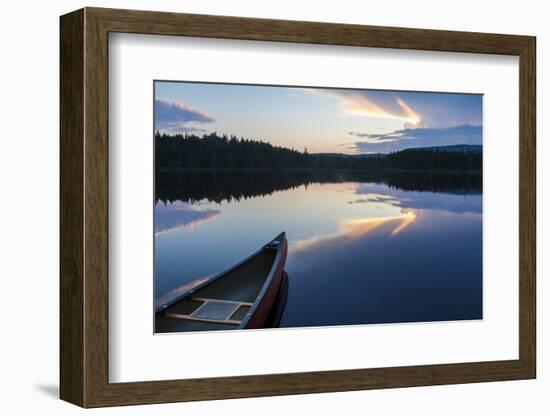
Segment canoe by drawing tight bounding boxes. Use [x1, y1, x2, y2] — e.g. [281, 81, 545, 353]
[263, 271, 289, 329]
[155, 232, 288, 332]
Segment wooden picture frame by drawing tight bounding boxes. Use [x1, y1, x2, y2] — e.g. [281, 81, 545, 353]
[60, 7, 536, 408]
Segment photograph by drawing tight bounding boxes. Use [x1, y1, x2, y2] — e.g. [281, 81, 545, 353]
[153, 81, 483, 333]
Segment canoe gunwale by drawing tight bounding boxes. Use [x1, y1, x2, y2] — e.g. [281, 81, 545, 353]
[239, 236, 285, 329]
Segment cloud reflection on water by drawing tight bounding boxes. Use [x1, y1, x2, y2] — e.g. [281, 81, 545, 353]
[353, 182, 482, 215]
[293, 212, 416, 252]
[155, 202, 221, 235]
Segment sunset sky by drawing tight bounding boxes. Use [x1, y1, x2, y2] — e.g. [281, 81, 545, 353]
[154, 81, 482, 154]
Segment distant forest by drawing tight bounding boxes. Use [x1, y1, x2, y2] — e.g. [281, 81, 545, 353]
[155, 132, 482, 172]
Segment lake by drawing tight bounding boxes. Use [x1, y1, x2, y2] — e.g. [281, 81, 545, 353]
[155, 171, 482, 329]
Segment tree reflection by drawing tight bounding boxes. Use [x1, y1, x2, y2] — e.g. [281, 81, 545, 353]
[156, 170, 482, 204]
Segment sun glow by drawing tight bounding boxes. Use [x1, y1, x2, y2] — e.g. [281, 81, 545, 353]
[395, 97, 422, 127]
[341, 93, 422, 127]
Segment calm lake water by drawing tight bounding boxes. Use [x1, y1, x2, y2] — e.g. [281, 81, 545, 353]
[155, 171, 482, 328]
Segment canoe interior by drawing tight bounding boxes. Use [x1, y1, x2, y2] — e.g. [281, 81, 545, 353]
[156, 248, 277, 333]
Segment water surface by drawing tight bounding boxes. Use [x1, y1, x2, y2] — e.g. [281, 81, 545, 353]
[155, 171, 482, 328]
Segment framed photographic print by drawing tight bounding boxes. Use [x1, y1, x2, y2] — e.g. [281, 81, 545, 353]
[60, 7, 536, 408]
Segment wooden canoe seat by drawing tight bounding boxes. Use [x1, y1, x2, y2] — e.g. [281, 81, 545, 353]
[164, 297, 253, 326]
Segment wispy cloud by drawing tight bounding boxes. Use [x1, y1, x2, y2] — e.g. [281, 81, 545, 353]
[155, 99, 215, 134]
[348, 130, 402, 143]
[396, 98, 424, 129]
[347, 132, 369, 138]
[345, 124, 482, 153]
[304, 89, 422, 126]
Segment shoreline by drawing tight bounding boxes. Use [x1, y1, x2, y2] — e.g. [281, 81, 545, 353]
[158, 167, 482, 174]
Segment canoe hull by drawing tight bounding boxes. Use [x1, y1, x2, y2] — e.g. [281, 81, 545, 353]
[263, 272, 289, 328]
[243, 236, 288, 329]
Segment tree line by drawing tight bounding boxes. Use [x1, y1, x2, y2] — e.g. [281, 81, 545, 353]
[155, 131, 482, 172]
